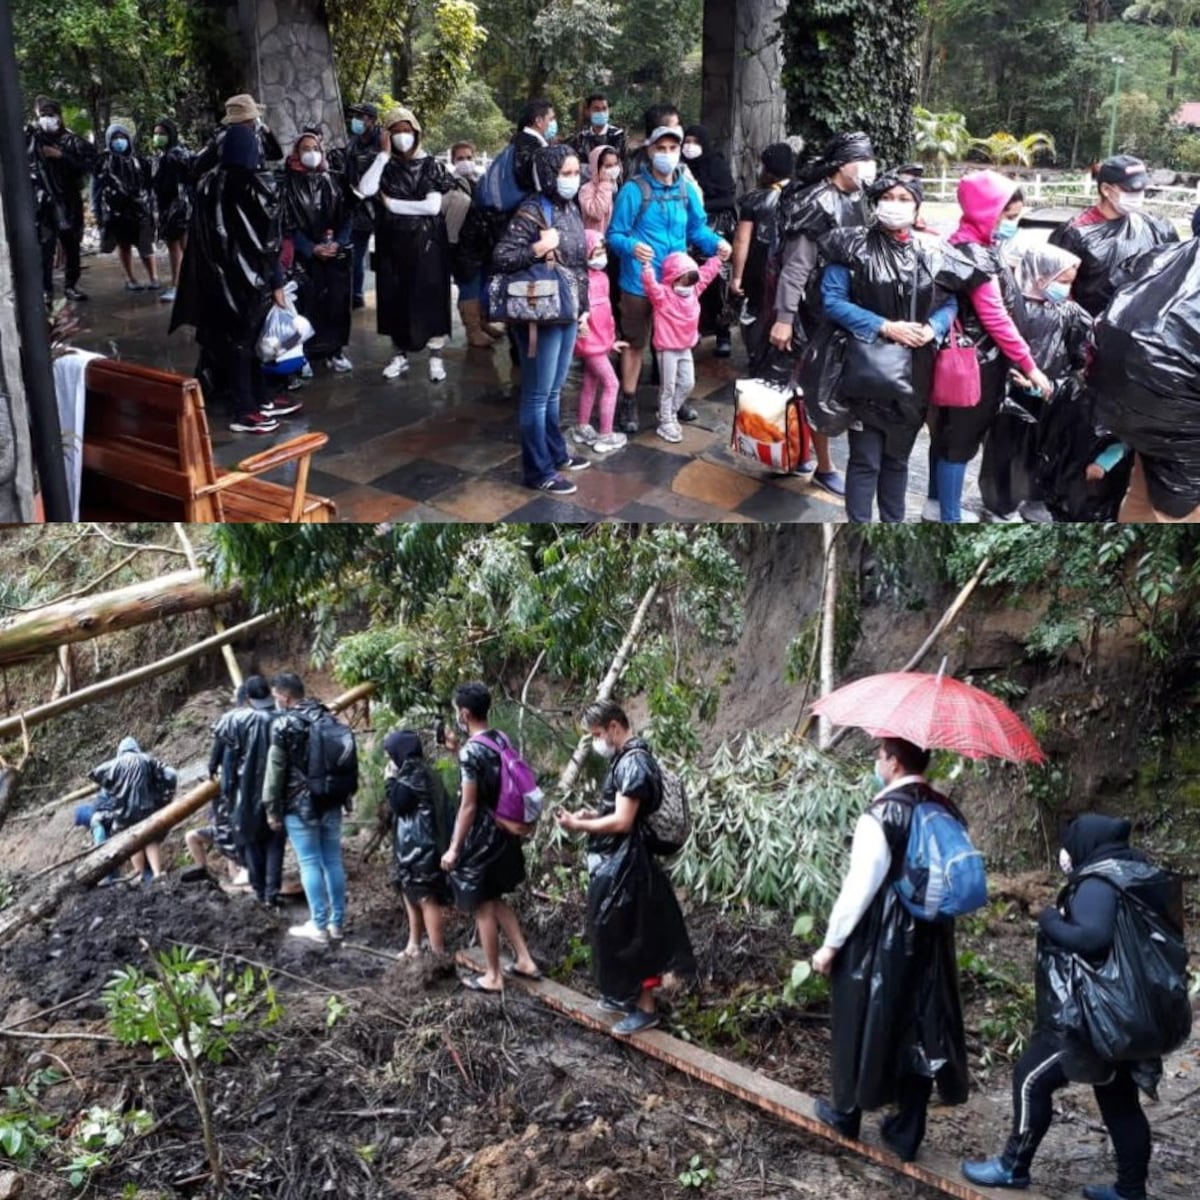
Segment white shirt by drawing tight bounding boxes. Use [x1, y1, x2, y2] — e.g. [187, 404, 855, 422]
[522, 127, 548, 146]
[822, 775, 926, 950]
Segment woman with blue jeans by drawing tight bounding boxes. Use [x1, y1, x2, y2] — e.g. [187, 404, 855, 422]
[284, 805, 346, 937]
[493, 144, 592, 496]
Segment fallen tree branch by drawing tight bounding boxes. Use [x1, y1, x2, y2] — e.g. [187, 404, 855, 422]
[1, 989, 97, 1028]
[0, 1027, 118, 1042]
[175, 524, 242, 691]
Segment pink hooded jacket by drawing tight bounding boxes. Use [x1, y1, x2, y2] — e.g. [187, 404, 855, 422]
[575, 229, 619, 357]
[578, 144, 618, 234]
[950, 170, 1037, 375]
[641, 251, 724, 352]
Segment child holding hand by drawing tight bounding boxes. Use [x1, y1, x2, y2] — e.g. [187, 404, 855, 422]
[572, 230, 629, 454]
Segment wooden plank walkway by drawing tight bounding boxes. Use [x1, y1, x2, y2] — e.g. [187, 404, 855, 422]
[456, 951, 1053, 1200]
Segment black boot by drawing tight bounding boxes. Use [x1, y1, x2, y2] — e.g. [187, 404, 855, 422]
[677, 402, 698, 422]
[618, 392, 639, 434]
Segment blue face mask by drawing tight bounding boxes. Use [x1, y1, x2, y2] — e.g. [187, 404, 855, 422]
[1043, 281, 1071, 305]
[873, 767, 887, 790]
[556, 174, 580, 201]
[545, 119, 558, 141]
[111, 137, 129, 153]
[994, 218, 1019, 242]
[350, 118, 365, 136]
[590, 110, 608, 128]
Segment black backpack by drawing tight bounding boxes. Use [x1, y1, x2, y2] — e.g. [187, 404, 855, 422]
[304, 709, 359, 803]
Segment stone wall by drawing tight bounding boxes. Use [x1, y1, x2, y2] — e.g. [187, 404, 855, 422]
[241, 0, 346, 152]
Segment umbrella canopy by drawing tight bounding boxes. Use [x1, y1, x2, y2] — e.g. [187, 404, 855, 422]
[810, 670, 1046, 764]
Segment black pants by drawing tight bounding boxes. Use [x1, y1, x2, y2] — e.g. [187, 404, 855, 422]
[1002, 1031, 1150, 1198]
[198, 343, 267, 418]
[833, 1072, 934, 1161]
[243, 829, 286, 902]
[40, 226, 82, 293]
[845, 424, 909, 523]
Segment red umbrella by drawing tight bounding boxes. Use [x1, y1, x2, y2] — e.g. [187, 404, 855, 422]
[810, 668, 1046, 764]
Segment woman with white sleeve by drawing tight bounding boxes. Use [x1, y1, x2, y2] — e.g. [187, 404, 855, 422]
[358, 106, 456, 382]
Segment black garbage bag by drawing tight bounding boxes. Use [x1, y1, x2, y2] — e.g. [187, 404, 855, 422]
[1091, 239, 1200, 516]
[291, 250, 352, 358]
[586, 829, 695, 1005]
[799, 322, 850, 436]
[447, 809, 524, 914]
[1035, 379, 1130, 522]
[980, 383, 1043, 516]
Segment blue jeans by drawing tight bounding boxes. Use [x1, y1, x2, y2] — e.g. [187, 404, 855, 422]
[515, 322, 576, 486]
[934, 459, 968, 523]
[456, 271, 483, 304]
[846, 425, 908, 523]
[352, 230, 371, 301]
[285, 808, 346, 930]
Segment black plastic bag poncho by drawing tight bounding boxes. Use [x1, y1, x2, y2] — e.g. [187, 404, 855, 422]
[1049, 210, 1179, 317]
[170, 165, 281, 349]
[152, 119, 193, 242]
[94, 128, 154, 243]
[280, 159, 352, 357]
[388, 757, 454, 904]
[1091, 238, 1200, 516]
[210, 705, 276, 848]
[829, 782, 969, 1113]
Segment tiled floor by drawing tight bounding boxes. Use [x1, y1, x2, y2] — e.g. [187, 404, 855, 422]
[66, 253, 982, 523]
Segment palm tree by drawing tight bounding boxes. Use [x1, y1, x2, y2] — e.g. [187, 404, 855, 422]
[970, 131, 1057, 166]
[913, 107, 973, 164]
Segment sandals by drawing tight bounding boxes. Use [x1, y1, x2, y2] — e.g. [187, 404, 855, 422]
[503, 962, 544, 981]
[460, 974, 503, 994]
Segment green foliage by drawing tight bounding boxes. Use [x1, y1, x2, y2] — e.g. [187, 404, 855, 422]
[0, 873, 14, 911]
[970, 130, 1057, 165]
[409, 0, 489, 121]
[326, 994, 351, 1029]
[678, 1153, 717, 1189]
[61, 1107, 154, 1189]
[913, 106, 974, 162]
[957, 948, 1035, 1064]
[782, 0, 919, 165]
[423, 79, 514, 153]
[671, 732, 861, 913]
[1172, 132, 1200, 169]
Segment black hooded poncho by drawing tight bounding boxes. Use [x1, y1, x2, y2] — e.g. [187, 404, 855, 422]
[152, 118, 193, 242]
[386, 730, 454, 905]
[94, 127, 154, 244]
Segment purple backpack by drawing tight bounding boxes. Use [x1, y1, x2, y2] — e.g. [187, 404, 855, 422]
[471, 732, 545, 838]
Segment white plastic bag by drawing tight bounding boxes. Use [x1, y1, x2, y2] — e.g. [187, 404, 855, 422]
[256, 288, 314, 375]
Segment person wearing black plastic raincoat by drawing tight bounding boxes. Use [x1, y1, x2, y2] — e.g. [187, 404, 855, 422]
[769, 131, 878, 497]
[150, 119, 192, 304]
[89, 736, 177, 882]
[817, 174, 957, 523]
[169, 123, 288, 436]
[1090, 237, 1200, 522]
[683, 124, 737, 358]
[386, 730, 454, 958]
[358, 106, 456, 384]
[441, 682, 541, 994]
[810, 738, 968, 1163]
[93, 122, 159, 291]
[190, 93, 284, 183]
[1049, 156, 1178, 318]
[555, 702, 695, 1036]
[280, 130, 353, 373]
[962, 815, 1184, 1200]
[335, 101, 380, 308]
[26, 96, 95, 303]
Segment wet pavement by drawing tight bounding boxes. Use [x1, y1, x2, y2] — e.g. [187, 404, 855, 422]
[64, 251, 982, 523]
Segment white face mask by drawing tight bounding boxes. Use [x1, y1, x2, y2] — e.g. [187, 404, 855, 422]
[592, 736, 615, 759]
[1059, 848, 1073, 875]
[1112, 188, 1145, 214]
[454, 159, 475, 177]
[673, 283, 695, 297]
[588, 254, 608, 271]
[854, 161, 878, 189]
[603, 165, 621, 182]
[393, 132, 415, 153]
[38, 115, 61, 133]
[300, 150, 322, 170]
[682, 143, 702, 160]
[652, 151, 680, 176]
[875, 200, 916, 230]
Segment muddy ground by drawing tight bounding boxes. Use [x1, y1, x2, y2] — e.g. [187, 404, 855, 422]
[1, 827, 1197, 1200]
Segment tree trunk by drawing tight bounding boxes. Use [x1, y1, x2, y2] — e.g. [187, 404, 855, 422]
[0, 569, 239, 666]
[0, 683, 375, 946]
[817, 526, 837, 750]
[1168, 40, 1182, 105]
[0, 610, 279, 741]
[174, 525, 242, 691]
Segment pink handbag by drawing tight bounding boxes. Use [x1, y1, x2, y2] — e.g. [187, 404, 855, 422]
[930, 320, 982, 408]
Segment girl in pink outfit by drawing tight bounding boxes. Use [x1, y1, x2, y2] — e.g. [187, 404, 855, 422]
[572, 229, 628, 453]
[579, 144, 622, 234]
[642, 251, 723, 442]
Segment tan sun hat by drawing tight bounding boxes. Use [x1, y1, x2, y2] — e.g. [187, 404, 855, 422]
[222, 93, 263, 125]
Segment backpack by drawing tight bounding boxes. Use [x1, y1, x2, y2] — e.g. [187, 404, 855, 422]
[474, 142, 526, 214]
[304, 709, 359, 804]
[630, 175, 689, 239]
[894, 799, 987, 921]
[471, 732, 544, 839]
[625, 747, 691, 856]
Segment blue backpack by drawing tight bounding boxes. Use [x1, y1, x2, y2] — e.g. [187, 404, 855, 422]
[895, 800, 987, 921]
[474, 142, 526, 214]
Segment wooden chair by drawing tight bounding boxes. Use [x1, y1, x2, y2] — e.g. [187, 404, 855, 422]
[79, 359, 336, 522]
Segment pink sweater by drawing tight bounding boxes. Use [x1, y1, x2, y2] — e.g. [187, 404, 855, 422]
[641, 252, 723, 352]
[575, 265, 618, 357]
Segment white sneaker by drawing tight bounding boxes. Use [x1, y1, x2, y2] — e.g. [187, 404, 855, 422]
[593, 432, 628, 453]
[287, 920, 329, 945]
[300, 362, 314, 380]
[957, 509, 981, 524]
[429, 356, 447, 382]
[571, 423, 599, 447]
[231, 868, 249, 886]
[383, 354, 409, 379]
[328, 924, 344, 942]
[329, 353, 353, 373]
[656, 422, 683, 444]
[921, 498, 942, 522]
[982, 507, 1022, 524]
[1018, 500, 1053, 524]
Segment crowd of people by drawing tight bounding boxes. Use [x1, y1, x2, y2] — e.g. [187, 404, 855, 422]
[25, 88, 1199, 518]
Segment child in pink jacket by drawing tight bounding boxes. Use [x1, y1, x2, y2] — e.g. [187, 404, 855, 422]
[642, 251, 723, 442]
[572, 229, 628, 453]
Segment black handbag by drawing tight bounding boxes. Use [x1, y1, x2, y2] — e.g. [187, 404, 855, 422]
[840, 255, 919, 403]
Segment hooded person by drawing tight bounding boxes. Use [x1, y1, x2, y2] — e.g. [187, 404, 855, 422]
[579, 142, 622, 235]
[358, 106, 456, 383]
[683, 124, 738, 357]
[571, 227, 627, 454]
[927, 170, 1055, 522]
[191, 93, 284, 182]
[93, 121, 159, 291]
[492, 143, 593, 495]
[26, 95, 96, 302]
[963, 815, 1184, 1200]
[279, 130, 353, 372]
[170, 121, 289, 436]
[150, 118, 193, 302]
[1049, 156, 1179, 318]
[337, 100, 380, 307]
[386, 729, 455, 957]
[816, 173, 958, 523]
[88, 736, 177, 881]
[770, 130, 879, 496]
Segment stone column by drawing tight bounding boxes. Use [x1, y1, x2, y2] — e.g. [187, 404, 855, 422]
[241, 0, 346, 151]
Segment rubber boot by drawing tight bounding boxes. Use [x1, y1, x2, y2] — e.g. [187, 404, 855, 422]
[459, 299, 495, 348]
[618, 392, 640, 435]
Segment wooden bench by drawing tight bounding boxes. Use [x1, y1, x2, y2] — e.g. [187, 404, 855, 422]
[79, 359, 336, 522]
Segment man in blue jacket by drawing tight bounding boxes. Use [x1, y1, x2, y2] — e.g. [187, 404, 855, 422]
[607, 125, 731, 432]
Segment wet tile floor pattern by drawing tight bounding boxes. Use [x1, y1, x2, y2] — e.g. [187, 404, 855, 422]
[66, 253, 982, 523]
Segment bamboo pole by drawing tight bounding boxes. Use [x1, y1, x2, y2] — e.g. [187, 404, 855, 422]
[173, 524, 242, 692]
[817, 525, 837, 750]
